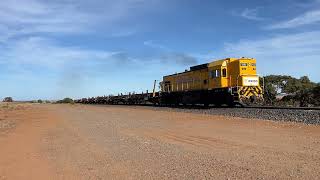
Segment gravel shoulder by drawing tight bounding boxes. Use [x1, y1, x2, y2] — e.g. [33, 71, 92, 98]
[1, 104, 320, 179]
[136, 105, 320, 124]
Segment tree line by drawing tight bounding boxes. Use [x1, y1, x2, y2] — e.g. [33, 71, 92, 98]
[262, 75, 320, 107]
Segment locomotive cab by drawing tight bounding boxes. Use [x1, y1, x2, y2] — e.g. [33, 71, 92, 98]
[229, 58, 263, 105]
[208, 60, 229, 89]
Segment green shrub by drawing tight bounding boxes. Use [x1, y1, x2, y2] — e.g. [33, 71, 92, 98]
[3, 97, 13, 102]
[57, 98, 74, 104]
[263, 75, 319, 107]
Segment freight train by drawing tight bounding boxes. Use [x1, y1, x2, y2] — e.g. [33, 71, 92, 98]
[76, 57, 264, 107]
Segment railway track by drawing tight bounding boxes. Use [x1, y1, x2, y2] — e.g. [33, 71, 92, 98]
[242, 105, 320, 111]
[85, 102, 320, 111]
[75, 93, 320, 125]
[85, 103, 320, 125]
[76, 93, 320, 111]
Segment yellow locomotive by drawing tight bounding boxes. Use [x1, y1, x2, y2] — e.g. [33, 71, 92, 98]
[160, 57, 264, 106]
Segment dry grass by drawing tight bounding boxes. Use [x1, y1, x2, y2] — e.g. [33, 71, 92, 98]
[0, 103, 31, 133]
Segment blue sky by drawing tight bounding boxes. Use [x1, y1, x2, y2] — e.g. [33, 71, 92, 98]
[0, 0, 320, 100]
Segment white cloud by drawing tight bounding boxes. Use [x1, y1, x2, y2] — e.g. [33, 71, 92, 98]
[110, 30, 138, 37]
[0, 0, 165, 72]
[0, 0, 94, 36]
[219, 31, 320, 81]
[267, 9, 320, 29]
[239, 8, 264, 21]
[143, 40, 169, 50]
[223, 31, 320, 57]
[0, 36, 192, 74]
[0, 37, 116, 69]
[0, 0, 161, 41]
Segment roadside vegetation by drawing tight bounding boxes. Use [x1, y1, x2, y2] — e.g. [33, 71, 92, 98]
[56, 98, 74, 104]
[262, 75, 320, 107]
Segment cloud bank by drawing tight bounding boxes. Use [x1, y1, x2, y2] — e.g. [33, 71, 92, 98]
[267, 10, 320, 29]
[239, 8, 264, 21]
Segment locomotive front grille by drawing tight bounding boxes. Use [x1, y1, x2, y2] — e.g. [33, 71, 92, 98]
[237, 86, 264, 105]
[238, 86, 263, 97]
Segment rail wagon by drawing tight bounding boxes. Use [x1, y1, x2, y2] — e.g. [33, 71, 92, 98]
[160, 57, 264, 106]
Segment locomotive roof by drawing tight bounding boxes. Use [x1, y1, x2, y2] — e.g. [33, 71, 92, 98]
[190, 63, 208, 71]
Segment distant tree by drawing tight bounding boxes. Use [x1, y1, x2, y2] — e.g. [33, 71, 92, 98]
[57, 98, 74, 104]
[284, 77, 302, 93]
[263, 75, 318, 106]
[3, 97, 13, 102]
[300, 76, 316, 89]
[263, 82, 277, 104]
[312, 86, 320, 106]
[37, 99, 43, 103]
[296, 89, 312, 107]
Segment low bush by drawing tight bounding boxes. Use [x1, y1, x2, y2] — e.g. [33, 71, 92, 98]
[3, 97, 13, 102]
[56, 98, 74, 104]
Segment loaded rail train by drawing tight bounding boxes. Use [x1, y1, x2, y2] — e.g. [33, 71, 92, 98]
[76, 57, 264, 106]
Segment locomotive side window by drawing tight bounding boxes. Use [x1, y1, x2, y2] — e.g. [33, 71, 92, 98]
[215, 69, 220, 77]
[240, 63, 248, 66]
[164, 81, 171, 92]
[222, 69, 227, 77]
[210, 69, 221, 78]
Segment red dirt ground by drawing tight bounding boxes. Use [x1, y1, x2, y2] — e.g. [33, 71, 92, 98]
[0, 103, 319, 179]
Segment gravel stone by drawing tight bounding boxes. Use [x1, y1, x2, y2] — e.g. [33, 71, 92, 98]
[121, 106, 320, 125]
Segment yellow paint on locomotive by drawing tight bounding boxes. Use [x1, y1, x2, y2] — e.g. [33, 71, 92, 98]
[162, 57, 263, 101]
[207, 58, 259, 88]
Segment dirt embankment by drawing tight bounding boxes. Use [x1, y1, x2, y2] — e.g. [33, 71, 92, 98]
[1, 103, 320, 179]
